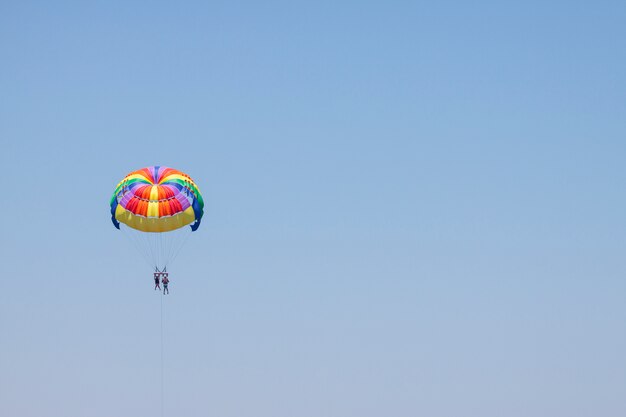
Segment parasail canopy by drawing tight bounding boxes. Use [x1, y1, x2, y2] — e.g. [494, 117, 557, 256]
[110, 166, 204, 233]
[110, 166, 204, 270]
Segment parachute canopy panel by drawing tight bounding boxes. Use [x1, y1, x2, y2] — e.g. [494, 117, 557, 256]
[110, 166, 204, 233]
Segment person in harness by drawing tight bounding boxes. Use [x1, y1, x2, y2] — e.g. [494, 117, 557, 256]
[154, 272, 161, 291]
[162, 273, 170, 295]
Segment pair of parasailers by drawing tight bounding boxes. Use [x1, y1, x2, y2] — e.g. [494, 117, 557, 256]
[153, 273, 170, 294]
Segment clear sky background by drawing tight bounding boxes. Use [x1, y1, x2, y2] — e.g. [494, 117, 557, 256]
[1, 1, 626, 416]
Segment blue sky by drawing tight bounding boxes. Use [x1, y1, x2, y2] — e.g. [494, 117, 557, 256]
[1, 1, 626, 416]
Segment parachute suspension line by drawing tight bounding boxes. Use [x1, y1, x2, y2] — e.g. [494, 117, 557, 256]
[119, 222, 194, 271]
[154, 233, 159, 270]
[143, 231, 157, 270]
[154, 232, 161, 271]
[134, 228, 152, 267]
[165, 227, 193, 270]
[159, 232, 163, 271]
[164, 231, 176, 270]
[120, 225, 153, 269]
[163, 232, 176, 270]
[153, 234, 157, 270]
[159, 233, 165, 265]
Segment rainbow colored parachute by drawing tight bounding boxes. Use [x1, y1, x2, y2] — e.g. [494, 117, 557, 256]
[110, 166, 204, 270]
